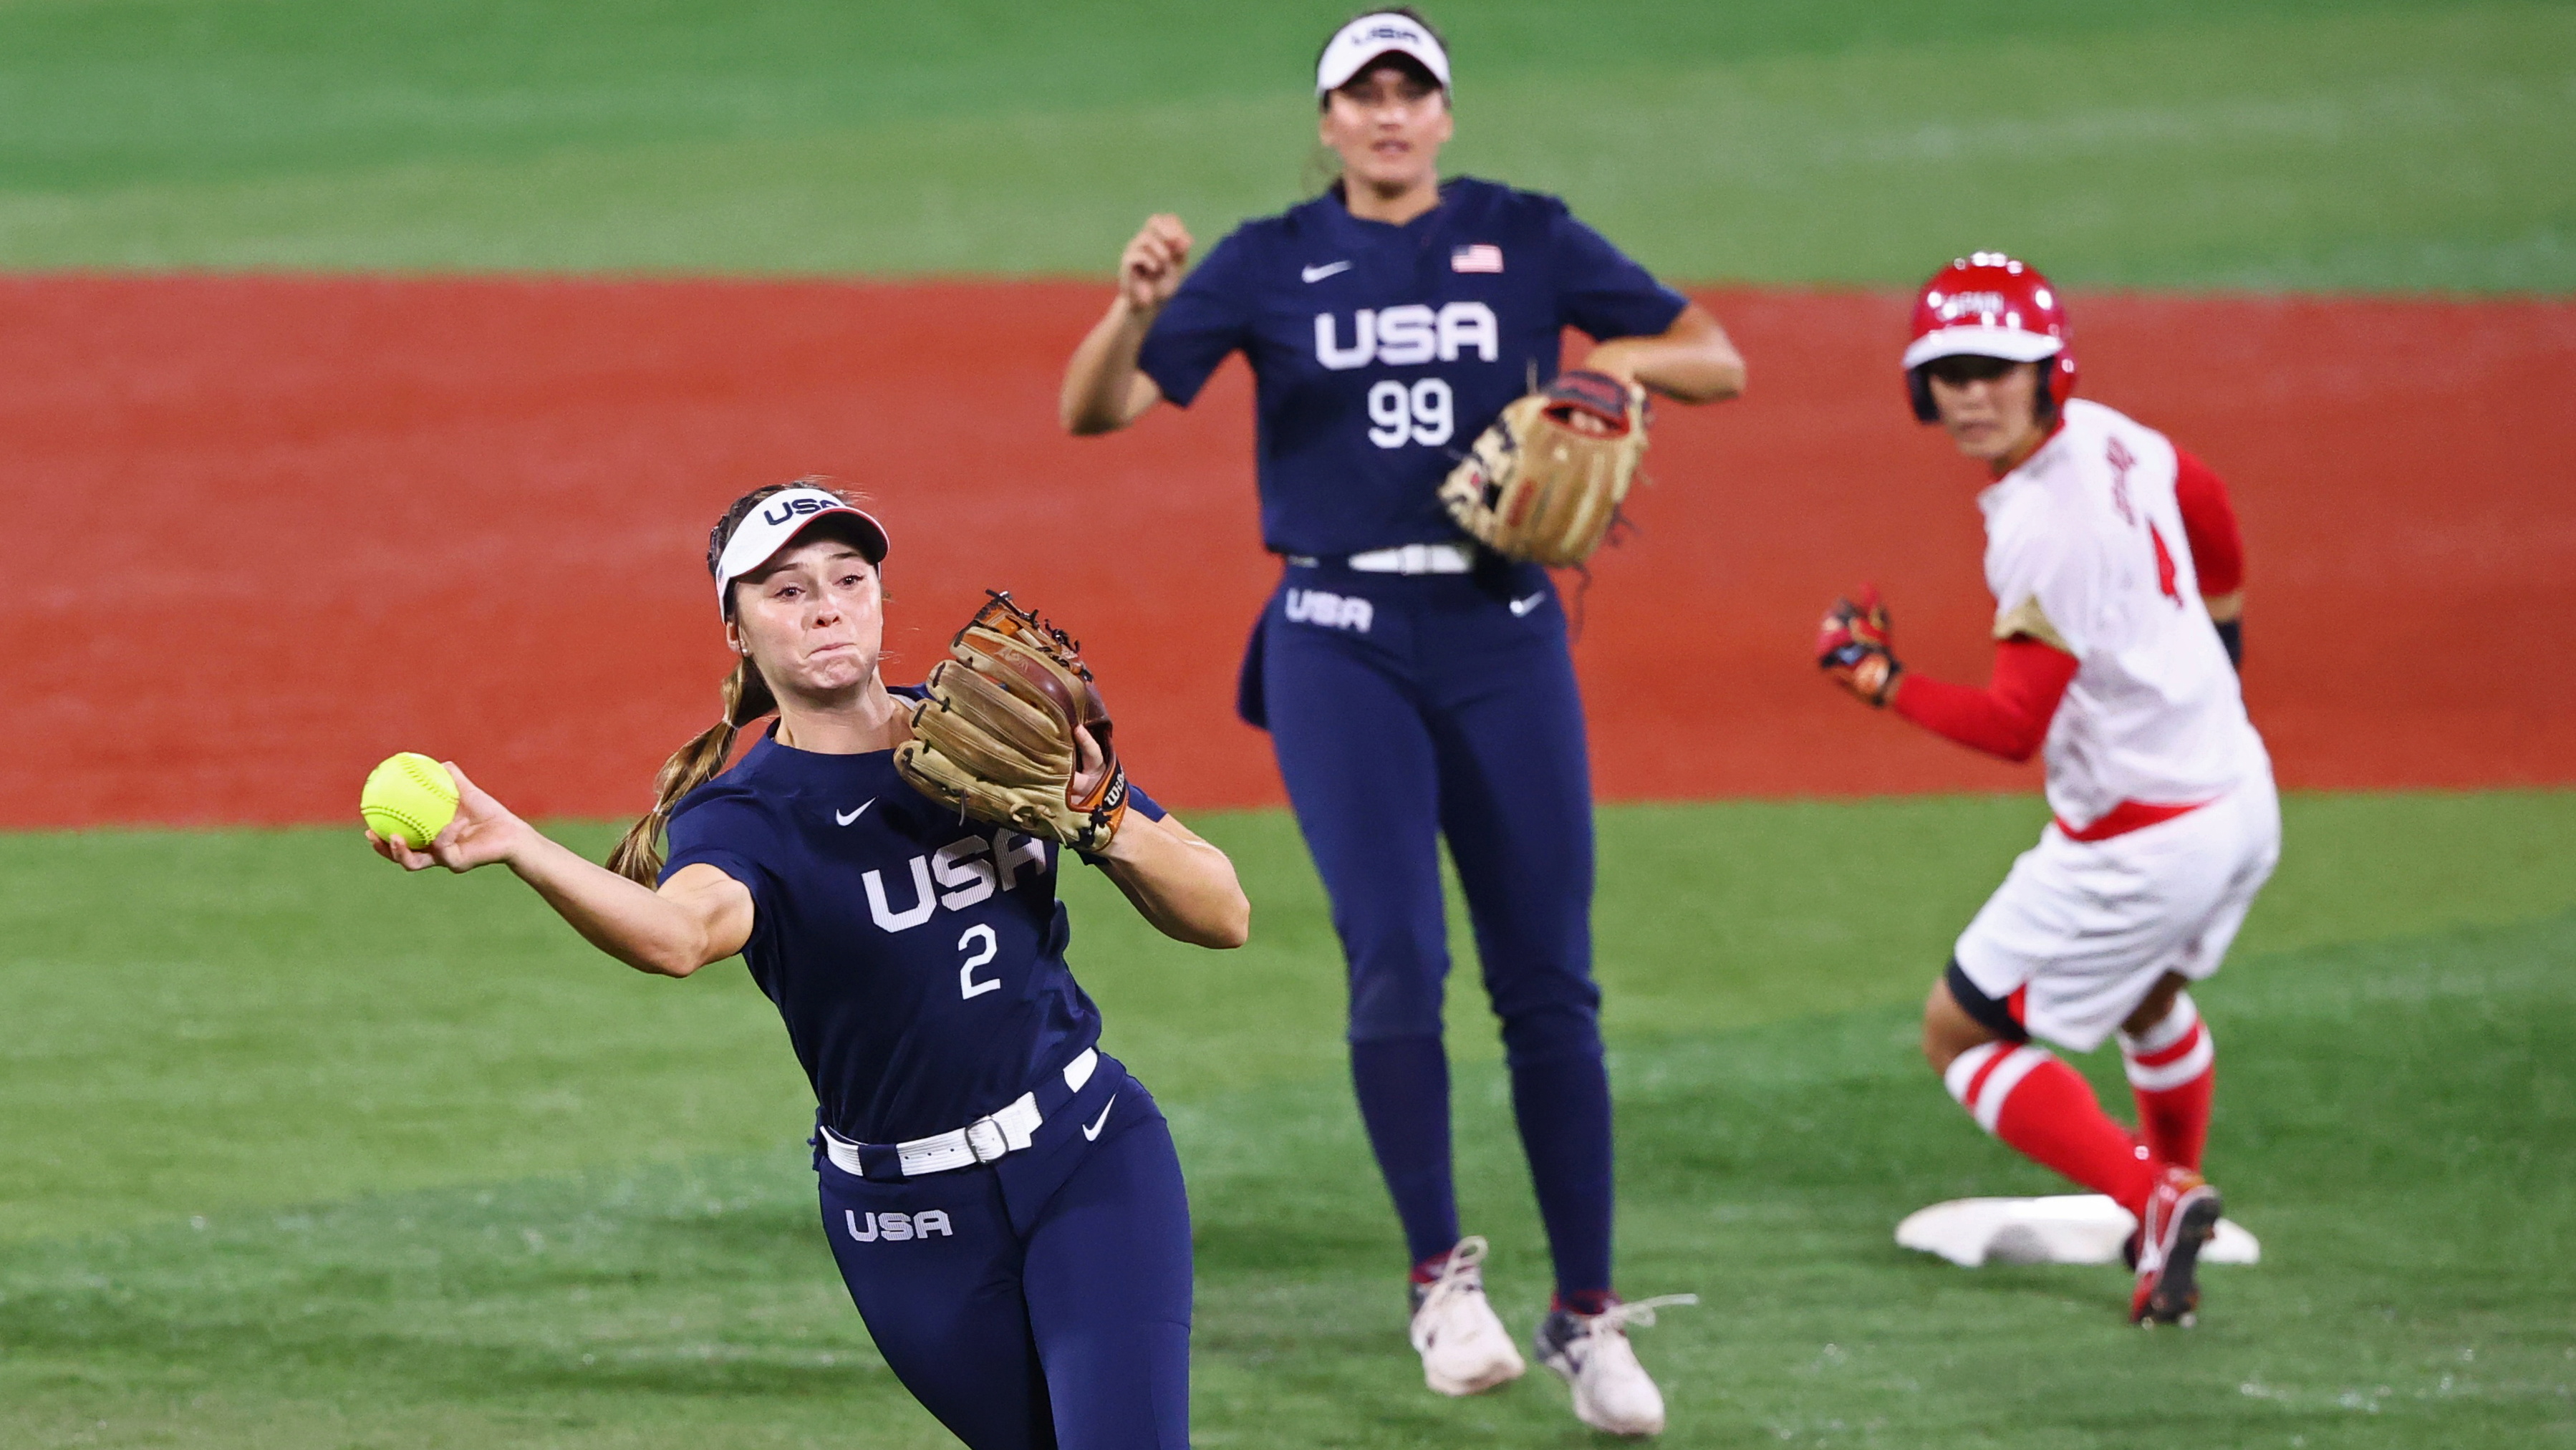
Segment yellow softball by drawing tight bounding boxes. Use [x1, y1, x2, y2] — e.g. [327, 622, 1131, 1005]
[361, 753, 460, 849]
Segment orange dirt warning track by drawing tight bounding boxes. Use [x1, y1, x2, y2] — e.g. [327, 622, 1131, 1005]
[1, 275, 2569, 828]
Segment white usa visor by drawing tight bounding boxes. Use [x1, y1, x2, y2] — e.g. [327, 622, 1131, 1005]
[1903, 326, 2064, 371]
[714, 487, 889, 614]
[1316, 12, 1451, 95]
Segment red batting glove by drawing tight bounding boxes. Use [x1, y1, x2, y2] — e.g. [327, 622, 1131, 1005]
[1818, 586, 1902, 707]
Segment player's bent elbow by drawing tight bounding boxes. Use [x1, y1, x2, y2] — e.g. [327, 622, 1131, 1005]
[1987, 706, 2051, 764]
[627, 944, 703, 979]
[1692, 356, 1747, 404]
[1060, 372, 1158, 436]
[1172, 891, 1250, 950]
[1635, 357, 1740, 407]
[624, 929, 730, 979]
[1193, 886, 1255, 949]
[1061, 398, 1116, 436]
[1207, 899, 1251, 950]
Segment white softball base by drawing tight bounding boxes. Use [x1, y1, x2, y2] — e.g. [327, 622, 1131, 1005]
[1896, 1194, 2261, 1268]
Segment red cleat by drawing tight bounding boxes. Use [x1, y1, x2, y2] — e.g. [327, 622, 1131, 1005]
[2130, 1165, 2223, 1326]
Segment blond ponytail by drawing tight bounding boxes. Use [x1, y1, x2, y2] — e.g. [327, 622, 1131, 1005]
[607, 656, 778, 884]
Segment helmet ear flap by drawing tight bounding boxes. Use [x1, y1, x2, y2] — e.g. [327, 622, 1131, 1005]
[1907, 367, 1939, 423]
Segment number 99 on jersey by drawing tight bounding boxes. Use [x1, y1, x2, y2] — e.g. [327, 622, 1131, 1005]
[1368, 378, 1455, 448]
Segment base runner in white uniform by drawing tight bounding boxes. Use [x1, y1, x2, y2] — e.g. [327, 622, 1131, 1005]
[1815, 253, 2277, 1327]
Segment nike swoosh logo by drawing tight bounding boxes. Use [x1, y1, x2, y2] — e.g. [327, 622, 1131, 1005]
[1509, 592, 1548, 617]
[834, 801, 874, 826]
[1301, 261, 1351, 283]
[1081, 1094, 1118, 1141]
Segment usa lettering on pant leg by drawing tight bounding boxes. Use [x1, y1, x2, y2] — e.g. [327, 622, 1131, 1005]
[845, 1209, 957, 1242]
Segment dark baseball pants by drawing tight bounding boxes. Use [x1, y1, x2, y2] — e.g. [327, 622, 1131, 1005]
[1243, 559, 1614, 1302]
[816, 1068, 1192, 1450]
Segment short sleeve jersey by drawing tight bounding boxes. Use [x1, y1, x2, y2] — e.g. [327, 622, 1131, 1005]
[660, 703, 1167, 1144]
[1137, 176, 1688, 559]
[1979, 399, 2270, 827]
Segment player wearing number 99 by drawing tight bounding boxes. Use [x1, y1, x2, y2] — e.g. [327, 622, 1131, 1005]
[1059, 9, 1742, 1436]
[366, 482, 1248, 1450]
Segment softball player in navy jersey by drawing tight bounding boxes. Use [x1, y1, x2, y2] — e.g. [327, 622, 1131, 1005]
[1059, 9, 1742, 1435]
[369, 483, 1248, 1450]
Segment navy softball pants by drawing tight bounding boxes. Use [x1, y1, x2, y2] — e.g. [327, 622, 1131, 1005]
[1243, 559, 1613, 1302]
[816, 1065, 1192, 1450]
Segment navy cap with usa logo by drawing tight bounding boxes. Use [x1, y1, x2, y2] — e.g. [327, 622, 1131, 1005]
[713, 486, 891, 616]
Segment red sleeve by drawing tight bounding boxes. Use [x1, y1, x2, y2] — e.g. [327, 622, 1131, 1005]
[1890, 638, 2080, 763]
[2173, 448, 2244, 596]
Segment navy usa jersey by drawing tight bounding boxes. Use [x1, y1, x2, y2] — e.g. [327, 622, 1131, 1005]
[1137, 175, 1687, 559]
[660, 702, 1165, 1144]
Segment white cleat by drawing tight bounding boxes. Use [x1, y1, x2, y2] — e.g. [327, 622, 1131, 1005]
[1533, 1295, 1697, 1436]
[1407, 1236, 1527, 1396]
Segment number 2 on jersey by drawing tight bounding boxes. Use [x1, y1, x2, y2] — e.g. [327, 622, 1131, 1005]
[1367, 378, 1453, 448]
[957, 924, 1000, 1000]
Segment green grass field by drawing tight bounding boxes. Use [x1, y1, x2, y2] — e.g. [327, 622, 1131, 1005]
[1, 0, 2570, 287]
[4, 794, 2572, 1448]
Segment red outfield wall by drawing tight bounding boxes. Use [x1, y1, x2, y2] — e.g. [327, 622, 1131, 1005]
[1, 276, 2569, 827]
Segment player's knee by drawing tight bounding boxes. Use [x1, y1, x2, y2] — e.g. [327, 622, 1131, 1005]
[1496, 1002, 1601, 1069]
[1344, 947, 1449, 1040]
[1924, 961, 2020, 1075]
[1347, 983, 1444, 1043]
[1921, 998, 1974, 1075]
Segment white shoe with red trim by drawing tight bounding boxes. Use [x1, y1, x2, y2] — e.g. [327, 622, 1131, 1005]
[1407, 1236, 1525, 1396]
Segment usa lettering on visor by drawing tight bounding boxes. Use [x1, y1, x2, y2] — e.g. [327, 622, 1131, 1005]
[763, 496, 839, 526]
[714, 487, 888, 612]
[1316, 12, 1452, 93]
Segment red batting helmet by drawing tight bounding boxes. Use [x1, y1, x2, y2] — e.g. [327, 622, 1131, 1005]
[1904, 252, 2077, 423]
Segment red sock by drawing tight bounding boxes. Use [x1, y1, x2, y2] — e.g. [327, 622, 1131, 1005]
[1946, 1042, 2156, 1215]
[2121, 992, 2215, 1171]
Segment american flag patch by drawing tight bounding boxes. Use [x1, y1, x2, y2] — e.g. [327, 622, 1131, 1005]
[1451, 243, 1504, 274]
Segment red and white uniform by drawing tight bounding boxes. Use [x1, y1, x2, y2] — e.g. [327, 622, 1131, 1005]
[1949, 399, 2280, 1050]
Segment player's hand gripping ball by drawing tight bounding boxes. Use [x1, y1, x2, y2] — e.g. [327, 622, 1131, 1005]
[1439, 369, 1650, 566]
[360, 752, 460, 847]
[1818, 587, 1903, 707]
[895, 592, 1131, 852]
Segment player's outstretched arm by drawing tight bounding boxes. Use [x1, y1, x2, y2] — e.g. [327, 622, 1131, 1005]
[368, 763, 753, 978]
[1059, 214, 1190, 435]
[1579, 304, 1745, 405]
[1814, 590, 2078, 762]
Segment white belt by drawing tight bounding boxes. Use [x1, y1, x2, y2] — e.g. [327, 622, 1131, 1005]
[1346, 543, 1473, 574]
[824, 1048, 1097, 1179]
